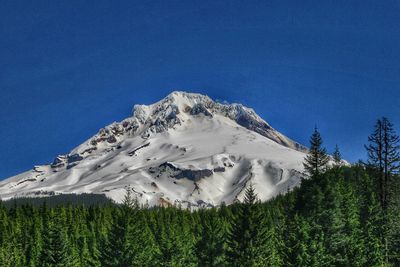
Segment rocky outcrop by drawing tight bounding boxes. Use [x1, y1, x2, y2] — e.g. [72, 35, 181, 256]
[128, 143, 150, 156]
[213, 167, 226, 172]
[0, 91, 309, 206]
[149, 162, 214, 181]
[175, 169, 213, 181]
[86, 91, 306, 152]
[190, 103, 213, 117]
[67, 154, 83, 164]
[51, 155, 67, 168]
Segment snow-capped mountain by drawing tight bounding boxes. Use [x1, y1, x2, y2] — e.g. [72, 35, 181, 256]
[0, 91, 308, 207]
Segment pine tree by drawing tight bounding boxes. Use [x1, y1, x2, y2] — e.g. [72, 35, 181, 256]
[195, 210, 226, 266]
[333, 145, 342, 167]
[322, 178, 346, 266]
[101, 209, 130, 266]
[388, 172, 400, 264]
[363, 192, 385, 266]
[101, 189, 137, 266]
[365, 117, 400, 209]
[244, 183, 258, 204]
[340, 180, 364, 265]
[155, 209, 177, 265]
[303, 127, 329, 178]
[26, 209, 42, 267]
[170, 210, 197, 267]
[365, 117, 400, 264]
[286, 214, 311, 267]
[263, 209, 285, 266]
[128, 211, 161, 266]
[88, 223, 102, 266]
[80, 227, 100, 267]
[226, 185, 267, 266]
[39, 209, 75, 267]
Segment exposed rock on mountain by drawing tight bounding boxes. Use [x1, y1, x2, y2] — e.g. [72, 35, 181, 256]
[0, 91, 308, 207]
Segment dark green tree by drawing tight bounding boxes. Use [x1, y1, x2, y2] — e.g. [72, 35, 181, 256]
[333, 144, 342, 167]
[363, 192, 385, 266]
[365, 118, 399, 209]
[244, 183, 258, 204]
[303, 127, 329, 178]
[365, 117, 400, 264]
[195, 209, 226, 266]
[226, 185, 268, 266]
[100, 189, 137, 266]
[263, 209, 285, 266]
[286, 214, 311, 266]
[128, 211, 161, 266]
[39, 209, 76, 267]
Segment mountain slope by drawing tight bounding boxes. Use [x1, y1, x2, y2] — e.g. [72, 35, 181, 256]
[0, 92, 307, 207]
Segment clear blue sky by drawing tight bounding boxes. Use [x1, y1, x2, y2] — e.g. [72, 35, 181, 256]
[1, 0, 400, 179]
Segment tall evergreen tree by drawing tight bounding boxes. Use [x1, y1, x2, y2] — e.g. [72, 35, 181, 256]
[226, 185, 267, 266]
[365, 117, 400, 210]
[244, 183, 258, 204]
[333, 145, 342, 167]
[263, 208, 285, 266]
[303, 127, 329, 178]
[101, 189, 137, 266]
[363, 192, 385, 266]
[128, 211, 161, 266]
[195, 209, 226, 266]
[286, 214, 311, 266]
[80, 235, 99, 267]
[388, 172, 400, 264]
[365, 117, 400, 264]
[39, 209, 75, 267]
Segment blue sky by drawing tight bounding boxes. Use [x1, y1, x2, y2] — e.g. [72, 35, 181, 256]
[1, 0, 400, 179]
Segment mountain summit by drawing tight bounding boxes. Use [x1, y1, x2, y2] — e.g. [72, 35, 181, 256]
[0, 91, 307, 207]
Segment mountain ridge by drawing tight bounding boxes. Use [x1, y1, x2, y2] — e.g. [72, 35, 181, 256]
[0, 91, 308, 207]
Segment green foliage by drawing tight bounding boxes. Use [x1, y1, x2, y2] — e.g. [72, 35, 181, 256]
[244, 183, 258, 204]
[195, 209, 226, 266]
[333, 144, 342, 166]
[303, 127, 329, 178]
[0, 165, 398, 266]
[365, 117, 400, 264]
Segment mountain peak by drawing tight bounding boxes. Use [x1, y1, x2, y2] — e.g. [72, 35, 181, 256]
[77, 91, 307, 158]
[167, 90, 209, 99]
[150, 91, 214, 112]
[0, 91, 308, 206]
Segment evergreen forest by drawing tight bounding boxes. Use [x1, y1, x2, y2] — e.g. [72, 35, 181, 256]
[0, 117, 399, 267]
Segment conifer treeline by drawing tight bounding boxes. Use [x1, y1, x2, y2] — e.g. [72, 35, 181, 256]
[0, 165, 398, 266]
[0, 117, 398, 266]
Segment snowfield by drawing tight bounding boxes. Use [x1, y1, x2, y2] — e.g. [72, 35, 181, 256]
[0, 91, 308, 207]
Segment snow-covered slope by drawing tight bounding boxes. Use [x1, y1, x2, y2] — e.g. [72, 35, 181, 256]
[0, 91, 308, 207]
